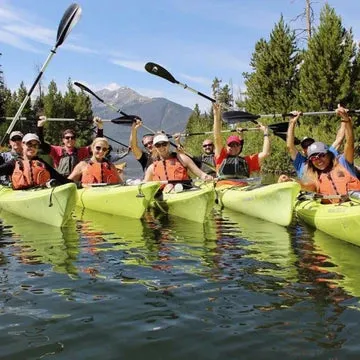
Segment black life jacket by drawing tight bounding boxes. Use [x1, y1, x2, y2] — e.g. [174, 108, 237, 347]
[218, 155, 249, 178]
[57, 148, 78, 177]
[200, 154, 216, 175]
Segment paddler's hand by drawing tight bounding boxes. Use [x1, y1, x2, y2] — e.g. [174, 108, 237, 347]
[278, 174, 295, 183]
[132, 118, 143, 130]
[289, 111, 302, 124]
[93, 116, 103, 129]
[201, 173, 213, 181]
[335, 104, 351, 122]
[37, 115, 47, 127]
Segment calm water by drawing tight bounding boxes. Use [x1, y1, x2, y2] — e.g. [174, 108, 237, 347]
[1, 202, 360, 360]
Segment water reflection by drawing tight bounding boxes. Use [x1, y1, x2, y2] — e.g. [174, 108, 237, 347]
[0, 210, 79, 276]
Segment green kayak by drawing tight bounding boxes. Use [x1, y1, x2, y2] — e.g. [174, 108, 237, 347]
[295, 197, 360, 246]
[216, 182, 301, 226]
[0, 183, 77, 227]
[76, 182, 160, 219]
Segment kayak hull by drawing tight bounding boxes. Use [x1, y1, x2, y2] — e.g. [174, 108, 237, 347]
[0, 183, 77, 227]
[216, 182, 301, 226]
[152, 185, 215, 223]
[76, 182, 160, 219]
[295, 198, 360, 246]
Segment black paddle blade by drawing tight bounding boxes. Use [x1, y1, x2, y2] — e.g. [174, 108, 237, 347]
[268, 122, 289, 133]
[222, 111, 260, 124]
[145, 62, 177, 84]
[74, 81, 104, 103]
[56, 3, 82, 47]
[273, 131, 300, 145]
[111, 115, 141, 125]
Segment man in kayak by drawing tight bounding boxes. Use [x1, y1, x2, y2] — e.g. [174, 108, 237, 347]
[213, 103, 270, 178]
[0, 133, 71, 189]
[286, 111, 347, 178]
[0, 131, 24, 184]
[129, 118, 154, 172]
[37, 116, 104, 177]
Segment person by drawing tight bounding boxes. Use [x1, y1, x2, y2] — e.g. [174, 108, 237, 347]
[68, 137, 123, 186]
[213, 103, 270, 179]
[0, 133, 71, 190]
[280, 106, 360, 200]
[37, 116, 104, 177]
[192, 139, 217, 176]
[286, 111, 346, 178]
[0, 131, 24, 184]
[144, 133, 213, 185]
[130, 118, 154, 172]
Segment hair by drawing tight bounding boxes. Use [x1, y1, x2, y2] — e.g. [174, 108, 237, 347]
[90, 137, 109, 152]
[141, 134, 154, 145]
[304, 151, 336, 190]
[62, 129, 76, 138]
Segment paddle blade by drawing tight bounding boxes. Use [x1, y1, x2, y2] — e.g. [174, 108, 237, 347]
[56, 3, 82, 47]
[74, 81, 104, 103]
[273, 131, 300, 145]
[222, 110, 260, 124]
[145, 62, 177, 84]
[111, 115, 141, 125]
[268, 122, 289, 133]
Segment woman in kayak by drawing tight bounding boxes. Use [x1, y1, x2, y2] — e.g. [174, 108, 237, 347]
[279, 105, 360, 200]
[68, 137, 123, 186]
[0, 133, 71, 189]
[143, 133, 213, 186]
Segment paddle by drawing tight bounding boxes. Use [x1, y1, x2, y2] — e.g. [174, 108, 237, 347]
[0, 3, 82, 145]
[0, 116, 129, 123]
[168, 128, 260, 138]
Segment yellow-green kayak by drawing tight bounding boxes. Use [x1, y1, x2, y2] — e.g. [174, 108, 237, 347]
[295, 197, 360, 246]
[76, 182, 160, 219]
[216, 182, 301, 226]
[0, 183, 77, 227]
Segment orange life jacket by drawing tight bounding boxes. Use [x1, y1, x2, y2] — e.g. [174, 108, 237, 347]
[318, 163, 360, 199]
[81, 161, 119, 184]
[11, 159, 51, 190]
[153, 154, 190, 182]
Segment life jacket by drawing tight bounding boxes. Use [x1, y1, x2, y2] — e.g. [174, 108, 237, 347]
[218, 155, 249, 179]
[81, 160, 119, 184]
[153, 153, 190, 183]
[318, 163, 360, 201]
[11, 159, 51, 190]
[200, 154, 216, 175]
[57, 147, 78, 177]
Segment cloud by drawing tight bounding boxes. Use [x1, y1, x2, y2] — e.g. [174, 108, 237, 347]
[63, 43, 99, 54]
[0, 29, 41, 52]
[3, 24, 54, 45]
[110, 59, 146, 72]
[179, 73, 212, 86]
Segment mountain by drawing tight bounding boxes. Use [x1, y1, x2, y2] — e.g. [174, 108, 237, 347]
[91, 86, 193, 146]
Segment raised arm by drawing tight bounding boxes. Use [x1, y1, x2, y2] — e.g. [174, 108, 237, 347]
[257, 123, 271, 163]
[336, 105, 354, 164]
[331, 120, 346, 151]
[37, 116, 51, 154]
[213, 103, 223, 158]
[286, 111, 301, 161]
[129, 119, 143, 160]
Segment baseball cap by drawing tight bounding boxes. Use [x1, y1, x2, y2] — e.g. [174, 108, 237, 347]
[153, 134, 169, 145]
[300, 136, 315, 148]
[9, 131, 24, 140]
[307, 141, 329, 157]
[226, 135, 243, 145]
[22, 133, 41, 144]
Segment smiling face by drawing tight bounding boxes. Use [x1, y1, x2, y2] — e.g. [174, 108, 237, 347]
[62, 131, 76, 149]
[154, 141, 170, 158]
[308, 152, 332, 170]
[9, 136, 23, 154]
[23, 141, 39, 159]
[202, 140, 214, 155]
[227, 142, 242, 156]
[91, 139, 109, 161]
[142, 135, 154, 153]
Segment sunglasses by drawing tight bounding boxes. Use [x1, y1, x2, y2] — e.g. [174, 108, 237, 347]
[144, 141, 153, 148]
[11, 136, 22, 141]
[309, 152, 327, 161]
[64, 136, 76, 140]
[228, 142, 241, 148]
[203, 144, 213, 148]
[154, 142, 169, 148]
[95, 146, 109, 152]
[25, 142, 39, 148]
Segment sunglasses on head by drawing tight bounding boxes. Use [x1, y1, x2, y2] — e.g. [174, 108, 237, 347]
[11, 136, 22, 141]
[95, 145, 109, 152]
[154, 142, 168, 148]
[309, 152, 327, 161]
[64, 135, 75, 140]
[203, 143, 213, 148]
[25, 142, 39, 148]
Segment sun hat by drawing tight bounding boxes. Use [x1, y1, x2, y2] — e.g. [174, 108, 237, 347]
[22, 133, 41, 144]
[300, 136, 315, 148]
[9, 131, 24, 140]
[226, 135, 243, 145]
[307, 141, 329, 157]
[153, 134, 169, 145]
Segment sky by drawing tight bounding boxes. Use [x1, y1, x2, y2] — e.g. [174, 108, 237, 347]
[1, 0, 360, 113]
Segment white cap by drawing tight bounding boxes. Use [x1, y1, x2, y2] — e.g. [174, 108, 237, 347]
[22, 133, 41, 144]
[9, 131, 24, 140]
[153, 134, 169, 145]
[307, 141, 329, 157]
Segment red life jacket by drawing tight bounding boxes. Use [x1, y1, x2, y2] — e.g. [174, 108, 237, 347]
[81, 160, 119, 184]
[318, 163, 360, 200]
[152, 154, 190, 182]
[11, 159, 51, 190]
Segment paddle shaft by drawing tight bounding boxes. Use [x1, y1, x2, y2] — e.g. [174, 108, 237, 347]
[1, 117, 115, 122]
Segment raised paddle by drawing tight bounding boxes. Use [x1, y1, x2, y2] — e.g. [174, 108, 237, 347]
[0, 116, 132, 123]
[1, 3, 82, 145]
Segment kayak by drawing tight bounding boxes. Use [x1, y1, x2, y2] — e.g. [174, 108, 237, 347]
[295, 197, 360, 246]
[0, 210, 79, 275]
[76, 182, 160, 219]
[216, 182, 301, 226]
[151, 184, 215, 223]
[0, 183, 77, 227]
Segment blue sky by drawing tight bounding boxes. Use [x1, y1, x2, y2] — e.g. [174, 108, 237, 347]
[1, 0, 360, 112]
